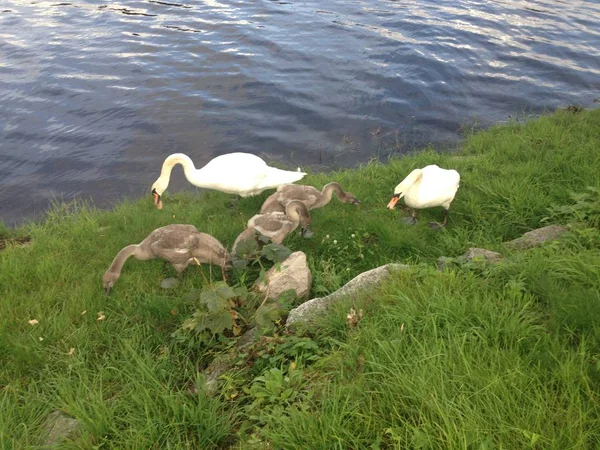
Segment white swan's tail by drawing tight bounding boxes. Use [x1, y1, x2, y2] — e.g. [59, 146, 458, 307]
[260, 167, 306, 190]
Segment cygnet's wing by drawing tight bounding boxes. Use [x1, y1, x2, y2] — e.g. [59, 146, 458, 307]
[232, 227, 259, 256]
[260, 192, 286, 213]
[268, 185, 320, 210]
[148, 224, 199, 241]
[419, 166, 461, 205]
[149, 225, 200, 263]
[189, 232, 230, 266]
[250, 212, 293, 238]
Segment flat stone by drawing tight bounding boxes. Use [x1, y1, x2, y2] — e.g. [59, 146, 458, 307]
[255, 251, 312, 301]
[436, 256, 454, 271]
[160, 277, 180, 289]
[505, 225, 568, 250]
[437, 247, 503, 270]
[286, 263, 408, 328]
[464, 247, 503, 262]
[42, 411, 81, 446]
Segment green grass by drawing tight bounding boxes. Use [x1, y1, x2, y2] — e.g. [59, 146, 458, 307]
[1, 108, 600, 448]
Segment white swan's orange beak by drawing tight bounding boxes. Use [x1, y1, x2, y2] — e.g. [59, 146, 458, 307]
[387, 195, 400, 209]
[152, 190, 163, 210]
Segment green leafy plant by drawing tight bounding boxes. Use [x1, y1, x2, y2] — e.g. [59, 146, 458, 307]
[243, 366, 306, 423]
[173, 282, 247, 342]
[173, 239, 298, 346]
[255, 289, 297, 332]
[232, 236, 292, 270]
[547, 187, 600, 228]
[234, 334, 323, 378]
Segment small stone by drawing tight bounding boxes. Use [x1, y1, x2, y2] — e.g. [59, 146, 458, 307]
[437, 248, 502, 271]
[42, 411, 81, 446]
[160, 277, 180, 289]
[436, 256, 454, 271]
[464, 247, 503, 262]
[505, 225, 568, 250]
[255, 251, 312, 301]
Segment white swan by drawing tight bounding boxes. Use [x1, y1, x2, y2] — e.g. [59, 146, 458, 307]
[387, 164, 460, 228]
[151, 153, 307, 209]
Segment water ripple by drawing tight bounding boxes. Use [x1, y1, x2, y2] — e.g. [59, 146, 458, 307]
[1, 0, 599, 224]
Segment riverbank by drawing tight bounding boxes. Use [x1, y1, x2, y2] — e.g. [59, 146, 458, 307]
[1, 108, 599, 448]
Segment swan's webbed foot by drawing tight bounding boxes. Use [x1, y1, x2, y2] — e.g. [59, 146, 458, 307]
[428, 222, 446, 230]
[401, 216, 418, 225]
[301, 227, 315, 239]
[227, 195, 242, 210]
[172, 265, 187, 277]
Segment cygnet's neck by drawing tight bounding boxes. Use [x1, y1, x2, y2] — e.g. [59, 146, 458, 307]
[107, 245, 141, 276]
[317, 182, 343, 207]
[285, 204, 305, 227]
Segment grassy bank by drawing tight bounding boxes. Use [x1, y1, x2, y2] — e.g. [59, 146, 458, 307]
[1, 109, 599, 448]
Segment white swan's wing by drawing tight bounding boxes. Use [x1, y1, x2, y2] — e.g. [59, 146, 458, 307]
[407, 166, 460, 208]
[253, 166, 306, 193]
[193, 153, 304, 196]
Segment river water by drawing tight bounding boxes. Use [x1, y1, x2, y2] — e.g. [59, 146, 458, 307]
[1, 0, 599, 225]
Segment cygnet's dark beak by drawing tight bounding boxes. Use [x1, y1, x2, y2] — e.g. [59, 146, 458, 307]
[352, 197, 362, 205]
[104, 286, 111, 296]
[301, 226, 315, 239]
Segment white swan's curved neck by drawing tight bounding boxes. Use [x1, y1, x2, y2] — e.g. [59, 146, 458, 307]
[396, 169, 423, 198]
[161, 154, 198, 181]
[155, 153, 215, 193]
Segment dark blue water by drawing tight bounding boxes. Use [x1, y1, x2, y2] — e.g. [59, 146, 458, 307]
[1, 0, 599, 225]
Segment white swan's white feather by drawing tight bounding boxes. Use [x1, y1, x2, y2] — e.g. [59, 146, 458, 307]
[395, 164, 460, 210]
[152, 152, 306, 198]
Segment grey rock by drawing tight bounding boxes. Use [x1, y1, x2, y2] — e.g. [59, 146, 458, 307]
[160, 277, 180, 289]
[505, 225, 568, 250]
[203, 327, 258, 396]
[437, 247, 503, 270]
[255, 251, 312, 301]
[286, 263, 408, 327]
[436, 256, 454, 271]
[42, 411, 81, 446]
[464, 247, 503, 262]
